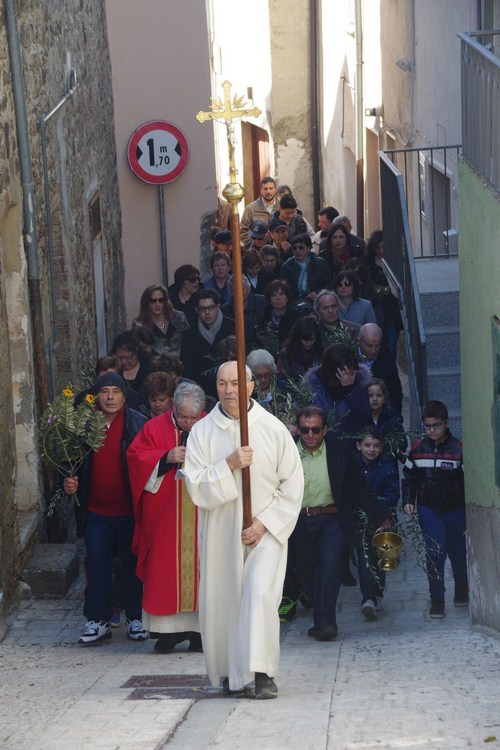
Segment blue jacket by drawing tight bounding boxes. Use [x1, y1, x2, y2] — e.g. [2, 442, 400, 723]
[307, 362, 372, 439]
[367, 404, 407, 460]
[355, 452, 400, 510]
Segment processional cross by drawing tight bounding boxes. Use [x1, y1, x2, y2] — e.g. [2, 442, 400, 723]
[196, 81, 262, 529]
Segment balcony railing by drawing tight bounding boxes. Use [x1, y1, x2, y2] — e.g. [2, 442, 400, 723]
[459, 30, 500, 192]
[382, 145, 461, 258]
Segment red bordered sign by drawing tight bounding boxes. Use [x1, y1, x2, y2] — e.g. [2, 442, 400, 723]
[127, 121, 190, 185]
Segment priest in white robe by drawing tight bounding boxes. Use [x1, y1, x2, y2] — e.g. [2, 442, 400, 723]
[184, 361, 303, 699]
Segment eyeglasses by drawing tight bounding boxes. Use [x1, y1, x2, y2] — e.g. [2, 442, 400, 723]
[116, 352, 136, 362]
[422, 420, 446, 431]
[337, 279, 352, 287]
[149, 296, 166, 304]
[187, 276, 201, 283]
[198, 304, 217, 313]
[299, 426, 323, 435]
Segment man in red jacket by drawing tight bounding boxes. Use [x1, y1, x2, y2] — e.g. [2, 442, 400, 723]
[64, 373, 147, 646]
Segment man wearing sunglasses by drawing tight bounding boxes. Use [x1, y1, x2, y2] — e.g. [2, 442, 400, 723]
[289, 405, 392, 641]
[280, 233, 332, 303]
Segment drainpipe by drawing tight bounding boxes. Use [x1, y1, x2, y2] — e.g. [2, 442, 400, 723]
[38, 69, 77, 397]
[5, 0, 49, 411]
[354, 0, 365, 237]
[309, 0, 321, 218]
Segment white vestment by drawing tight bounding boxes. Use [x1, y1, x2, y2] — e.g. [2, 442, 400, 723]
[184, 400, 304, 690]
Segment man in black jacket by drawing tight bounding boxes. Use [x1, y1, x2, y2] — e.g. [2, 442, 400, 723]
[280, 234, 332, 303]
[290, 405, 391, 641]
[180, 289, 235, 398]
[358, 323, 403, 416]
[64, 373, 147, 645]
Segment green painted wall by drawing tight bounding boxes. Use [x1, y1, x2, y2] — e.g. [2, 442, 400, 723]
[458, 159, 500, 508]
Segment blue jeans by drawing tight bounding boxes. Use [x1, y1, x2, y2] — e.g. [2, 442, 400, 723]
[417, 505, 467, 600]
[83, 511, 143, 622]
[290, 514, 347, 627]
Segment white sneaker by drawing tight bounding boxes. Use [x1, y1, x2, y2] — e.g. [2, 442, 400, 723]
[126, 618, 149, 641]
[78, 620, 112, 645]
[361, 599, 377, 620]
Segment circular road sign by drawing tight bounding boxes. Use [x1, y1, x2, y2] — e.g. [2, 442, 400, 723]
[127, 120, 190, 185]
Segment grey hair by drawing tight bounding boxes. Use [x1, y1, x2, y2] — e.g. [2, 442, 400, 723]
[246, 349, 277, 374]
[227, 274, 250, 292]
[172, 381, 206, 412]
[314, 289, 340, 313]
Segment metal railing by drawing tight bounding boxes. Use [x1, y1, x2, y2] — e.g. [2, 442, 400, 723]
[383, 145, 461, 258]
[459, 30, 500, 192]
[379, 151, 427, 430]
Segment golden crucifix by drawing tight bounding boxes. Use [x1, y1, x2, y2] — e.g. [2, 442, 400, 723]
[196, 80, 262, 529]
[196, 80, 261, 188]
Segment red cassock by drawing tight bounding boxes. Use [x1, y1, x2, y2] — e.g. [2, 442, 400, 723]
[127, 409, 199, 616]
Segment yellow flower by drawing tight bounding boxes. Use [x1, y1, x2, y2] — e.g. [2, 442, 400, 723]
[85, 393, 96, 404]
[62, 387, 74, 398]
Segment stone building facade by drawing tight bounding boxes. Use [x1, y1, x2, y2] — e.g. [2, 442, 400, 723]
[0, 0, 123, 629]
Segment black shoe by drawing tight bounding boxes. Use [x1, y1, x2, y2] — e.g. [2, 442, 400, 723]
[313, 624, 338, 641]
[308, 625, 320, 637]
[188, 632, 203, 652]
[153, 633, 185, 653]
[254, 672, 278, 699]
[221, 677, 253, 697]
[454, 583, 469, 607]
[429, 598, 445, 619]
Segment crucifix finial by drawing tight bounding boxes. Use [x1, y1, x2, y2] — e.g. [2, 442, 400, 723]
[196, 80, 261, 187]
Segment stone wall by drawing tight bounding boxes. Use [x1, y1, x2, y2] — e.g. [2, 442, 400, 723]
[0, 0, 123, 615]
[18, 0, 124, 388]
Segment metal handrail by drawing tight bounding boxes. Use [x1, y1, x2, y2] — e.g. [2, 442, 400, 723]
[379, 151, 427, 430]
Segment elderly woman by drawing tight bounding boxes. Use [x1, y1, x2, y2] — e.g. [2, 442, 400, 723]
[167, 265, 202, 325]
[256, 279, 304, 354]
[127, 382, 206, 654]
[246, 348, 277, 406]
[307, 342, 372, 438]
[334, 270, 377, 327]
[133, 284, 189, 356]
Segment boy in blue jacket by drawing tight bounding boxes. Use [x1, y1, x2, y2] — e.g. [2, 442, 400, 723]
[402, 400, 468, 618]
[355, 427, 400, 619]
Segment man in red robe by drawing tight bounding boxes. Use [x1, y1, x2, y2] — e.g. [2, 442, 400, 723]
[127, 382, 205, 652]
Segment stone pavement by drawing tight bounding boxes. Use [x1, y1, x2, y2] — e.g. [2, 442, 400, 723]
[1, 536, 500, 750]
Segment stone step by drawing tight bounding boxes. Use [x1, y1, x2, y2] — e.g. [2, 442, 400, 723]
[427, 366, 461, 408]
[21, 544, 79, 598]
[425, 325, 461, 367]
[420, 291, 460, 328]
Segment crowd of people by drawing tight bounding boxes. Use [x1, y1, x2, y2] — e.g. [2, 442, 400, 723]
[66, 176, 468, 700]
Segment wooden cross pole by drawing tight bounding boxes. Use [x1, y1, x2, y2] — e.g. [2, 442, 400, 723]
[196, 81, 261, 529]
